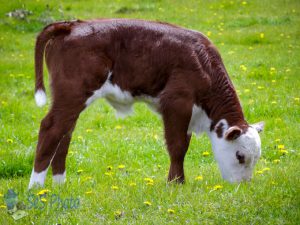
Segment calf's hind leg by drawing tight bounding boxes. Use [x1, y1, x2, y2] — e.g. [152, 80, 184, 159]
[28, 103, 83, 189]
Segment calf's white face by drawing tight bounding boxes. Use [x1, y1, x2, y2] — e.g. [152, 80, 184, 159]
[210, 121, 264, 183]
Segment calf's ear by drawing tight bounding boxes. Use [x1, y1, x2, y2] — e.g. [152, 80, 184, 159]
[251, 121, 265, 133]
[224, 126, 242, 141]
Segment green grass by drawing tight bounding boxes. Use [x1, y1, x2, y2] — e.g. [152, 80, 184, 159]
[0, 0, 299, 224]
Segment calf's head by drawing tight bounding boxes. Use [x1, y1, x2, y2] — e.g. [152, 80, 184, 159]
[210, 121, 264, 183]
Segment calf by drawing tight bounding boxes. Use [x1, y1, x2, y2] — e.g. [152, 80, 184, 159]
[29, 19, 264, 189]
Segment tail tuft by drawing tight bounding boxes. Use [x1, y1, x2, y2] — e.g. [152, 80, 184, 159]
[35, 89, 47, 107]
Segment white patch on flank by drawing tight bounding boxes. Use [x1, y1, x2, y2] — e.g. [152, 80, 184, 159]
[187, 105, 211, 135]
[28, 168, 48, 189]
[53, 171, 66, 184]
[35, 89, 47, 107]
[86, 71, 160, 118]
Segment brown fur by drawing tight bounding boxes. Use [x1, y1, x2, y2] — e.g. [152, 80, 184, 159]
[33, 19, 248, 183]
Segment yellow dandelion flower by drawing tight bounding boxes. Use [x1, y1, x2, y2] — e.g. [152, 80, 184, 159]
[114, 210, 123, 218]
[0, 205, 7, 209]
[213, 185, 223, 190]
[40, 198, 47, 202]
[118, 164, 125, 169]
[37, 189, 50, 196]
[271, 101, 277, 104]
[83, 176, 92, 182]
[294, 97, 300, 101]
[111, 185, 119, 190]
[86, 128, 93, 133]
[202, 151, 210, 157]
[262, 167, 270, 172]
[278, 145, 285, 149]
[256, 170, 263, 175]
[257, 86, 264, 90]
[240, 65, 247, 71]
[279, 149, 288, 155]
[107, 166, 113, 171]
[115, 125, 122, 129]
[207, 31, 212, 37]
[195, 176, 203, 181]
[144, 178, 154, 183]
[6, 139, 13, 144]
[260, 33, 264, 39]
[77, 169, 84, 174]
[105, 172, 114, 176]
[144, 201, 152, 206]
[129, 182, 137, 187]
[273, 159, 280, 164]
[167, 208, 175, 214]
[85, 191, 93, 195]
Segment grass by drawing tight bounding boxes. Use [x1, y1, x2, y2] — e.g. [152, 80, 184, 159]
[0, 0, 299, 224]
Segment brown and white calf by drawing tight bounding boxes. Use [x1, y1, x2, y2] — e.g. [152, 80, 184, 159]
[29, 19, 264, 189]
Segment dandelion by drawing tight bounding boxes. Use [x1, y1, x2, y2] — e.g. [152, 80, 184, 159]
[202, 151, 210, 156]
[256, 170, 263, 175]
[129, 182, 137, 187]
[278, 145, 285, 149]
[260, 33, 264, 39]
[111, 185, 119, 190]
[105, 172, 114, 176]
[207, 31, 212, 37]
[262, 167, 270, 172]
[279, 149, 288, 155]
[294, 97, 300, 102]
[240, 65, 247, 71]
[107, 166, 113, 171]
[144, 201, 152, 206]
[40, 198, 47, 202]
[77, 169, 84, 174]
[85, 191, 93, 195]
[0, 205, 7, 209]
[273, 159, 280, 164]
[213, 185, 223, 190]
[37, 189, 50, 196]
[195, 176, 203, 181]
[6, 139, 13, 144]
[118, 164, 125, 169]
[83, 176, 92, 182]
[167, 208, 175, 214]
[271, 101, 277, 104]
[115, 125, 122, 129]
[114, 210, 124, 219]
[257, 86, 264, 90]
[86, 128, 93, 133]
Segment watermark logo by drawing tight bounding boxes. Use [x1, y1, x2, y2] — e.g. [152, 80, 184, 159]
[2, 188, 80, 221]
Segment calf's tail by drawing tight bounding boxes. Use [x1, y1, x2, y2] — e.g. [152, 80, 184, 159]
[34, 21, 75, 107]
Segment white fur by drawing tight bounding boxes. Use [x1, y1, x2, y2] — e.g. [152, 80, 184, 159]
[187, 105, 211, 135]
[28, 168, 48, 189]
[35, 89, 47, 107]
[187, 106, 262, 183]
[53, 171, 66, 184]
[86, 71, 159, 117]
[208, 124, 261, 182]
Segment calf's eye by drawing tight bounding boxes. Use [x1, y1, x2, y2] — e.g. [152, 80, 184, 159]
[236, 151, 245, 164]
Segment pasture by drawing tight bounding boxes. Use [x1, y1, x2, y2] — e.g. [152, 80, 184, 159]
[0, 0, 299, 224]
